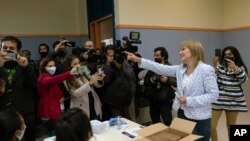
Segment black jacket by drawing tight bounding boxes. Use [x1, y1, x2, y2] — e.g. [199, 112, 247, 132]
[0, 64, 37, 115]
[143, 61, 177, 103]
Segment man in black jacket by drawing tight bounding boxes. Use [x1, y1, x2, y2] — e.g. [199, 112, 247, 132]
[143, 47, 176, 126]
[0, 36, 37, 141]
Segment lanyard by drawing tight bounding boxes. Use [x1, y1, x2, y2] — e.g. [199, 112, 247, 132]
[4, 68, 17, 85]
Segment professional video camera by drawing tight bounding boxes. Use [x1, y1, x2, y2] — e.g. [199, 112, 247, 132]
[115, 31, 141, 52]
[122, 31, 141, 48]
[113, 31, 142, 66]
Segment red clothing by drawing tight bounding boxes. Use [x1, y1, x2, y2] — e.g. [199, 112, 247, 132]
[37, 71, 72, 119]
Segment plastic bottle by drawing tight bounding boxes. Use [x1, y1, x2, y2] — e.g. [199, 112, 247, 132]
[117, 116, 121, 130]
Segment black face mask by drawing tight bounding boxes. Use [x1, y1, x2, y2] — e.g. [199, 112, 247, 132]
[57, 49, 67, 57]
[224, 56, 235, 62]
[4, 60, 18, 69]
[40, 52, 48, 58]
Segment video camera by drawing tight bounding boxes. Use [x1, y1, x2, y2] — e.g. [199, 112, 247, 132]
[152, 74, 162, 89]
[115, 31, 141, 54]
[122, 31, 141, 48]
[82, 48, 96, 55]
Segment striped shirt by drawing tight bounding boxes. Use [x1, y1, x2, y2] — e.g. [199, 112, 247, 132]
[212, 65, 248, 112]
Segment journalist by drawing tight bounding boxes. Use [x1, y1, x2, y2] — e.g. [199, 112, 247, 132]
[143, 47, 176, 126]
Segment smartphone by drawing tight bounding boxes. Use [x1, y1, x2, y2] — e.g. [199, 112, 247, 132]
[215, 49, 221, 58]
[96, 65, 103, 74]
[78, 66, 88, 74]
[65, 41, 76, 47]
[6, 51, 17, 61]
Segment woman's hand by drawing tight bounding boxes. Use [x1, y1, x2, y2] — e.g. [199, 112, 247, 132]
[226, 59, 239, 71]
[212, 56, 220, 67]
[178, 96, 187, 104]
[89, 72, 105, 86]
[70, 67, 78, 75]
[123, 51, 141, 64]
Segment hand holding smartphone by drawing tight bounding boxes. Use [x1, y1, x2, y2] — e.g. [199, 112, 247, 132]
[96, 65, 103, 75]
[215, 49, 221, 58]
[77, 66, 88, 74]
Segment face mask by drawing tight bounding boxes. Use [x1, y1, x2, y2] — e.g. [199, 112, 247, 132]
[40, 52, 48, 58]
[45, 66, 56, 75]
[16, 125, 26, 141]
[224, 56, 235, 62]
[154, 58, 162, 63]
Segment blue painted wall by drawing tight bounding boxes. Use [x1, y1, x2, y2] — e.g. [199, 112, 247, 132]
[15, 36, 88, 60]
[224, 30, 250, 69]
[13, 29, 249, 71]
[116, 28, 223, 66]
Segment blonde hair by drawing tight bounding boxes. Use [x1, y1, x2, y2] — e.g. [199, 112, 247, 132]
[180, 39, 205, 67]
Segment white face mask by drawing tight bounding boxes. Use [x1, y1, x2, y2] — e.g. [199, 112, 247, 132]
[16, 125, 26, 141]
[45, 66, 56, 75]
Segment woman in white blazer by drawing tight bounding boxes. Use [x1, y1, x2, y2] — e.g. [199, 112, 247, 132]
[125, 39, 219, 141]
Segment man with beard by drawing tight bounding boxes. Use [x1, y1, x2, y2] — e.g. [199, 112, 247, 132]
[0, 36, 37, 141]
[143, 47, 176, 126]
[34, 43, 50, 76]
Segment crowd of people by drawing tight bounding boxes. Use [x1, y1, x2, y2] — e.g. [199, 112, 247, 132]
[0, 36, 248, 141]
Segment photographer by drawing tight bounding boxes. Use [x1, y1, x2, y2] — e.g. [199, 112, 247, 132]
[0, 36, 37, 141]
[212, 46, 248, 141]
[101, 45, 136, 121]
[72, 40, 95, 64]
[48, 36, 75, 111]
[143, 47, 176, 126]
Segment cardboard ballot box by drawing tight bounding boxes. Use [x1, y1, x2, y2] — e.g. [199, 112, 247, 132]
[136, 117, 203, 141]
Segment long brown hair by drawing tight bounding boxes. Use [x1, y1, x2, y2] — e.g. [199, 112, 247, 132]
[63, 55, 86, 91]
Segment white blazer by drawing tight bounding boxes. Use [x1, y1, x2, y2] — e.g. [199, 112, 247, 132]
[139, 58, 219, 120]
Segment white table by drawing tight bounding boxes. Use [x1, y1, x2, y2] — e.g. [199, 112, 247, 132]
[44, 118, 143, 141]
[90, 118, 143, 141]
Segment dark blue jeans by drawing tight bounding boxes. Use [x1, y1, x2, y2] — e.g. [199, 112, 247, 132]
[150, 100, 173, 126]
[178, 109, 211, 141]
